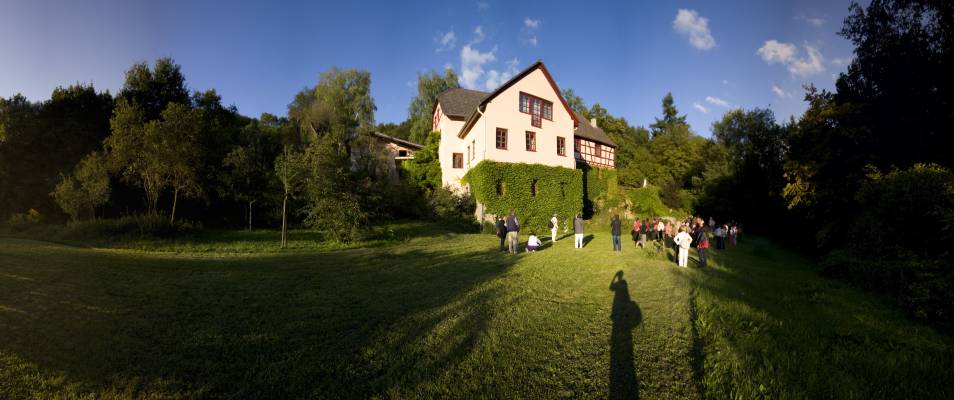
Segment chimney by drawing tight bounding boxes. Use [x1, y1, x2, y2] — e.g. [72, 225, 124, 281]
[590, 118, 597, 127]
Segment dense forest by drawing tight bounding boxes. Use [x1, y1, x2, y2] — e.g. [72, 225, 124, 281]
[1, 0, 951, 331]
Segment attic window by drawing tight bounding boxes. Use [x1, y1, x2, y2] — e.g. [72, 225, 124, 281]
[519, 92, 553, 128]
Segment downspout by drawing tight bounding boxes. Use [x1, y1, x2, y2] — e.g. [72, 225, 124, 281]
[475, 104, 487, 225]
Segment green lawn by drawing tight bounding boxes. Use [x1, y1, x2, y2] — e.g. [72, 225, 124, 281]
[1, 225, 951, 399]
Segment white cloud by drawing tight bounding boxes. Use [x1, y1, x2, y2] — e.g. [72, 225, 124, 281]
[477, 1, 489, 10]
[832, 56, 853, 66]
[673, 9, 716, 50]
[705, 96, 730, 108]
[435, 29, 456, 52]
[771, 85, 790, 98]
[693, 102, 709, 114]
[757, 40, 825, 77]
[460, 44, 497, 89]
[722, 79, 729, 85]
[472, 26, 485, 44]
[521, 17, 541, 46]
[485, 58, 520, 90]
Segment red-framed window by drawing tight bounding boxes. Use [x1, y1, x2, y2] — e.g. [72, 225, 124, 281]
[495, 128, 508, 150]
[452, 153, 463, 168]
[519, 92, 553, 128]
[526, 131, 536, 151]
[557, 136, 566, 156]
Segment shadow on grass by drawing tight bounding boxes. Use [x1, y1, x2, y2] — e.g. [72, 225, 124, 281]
[677, 236, 954, 399]
[0, 238, 519, 398]
[609, 270, 642, 400]
[582, 234, 595, 248]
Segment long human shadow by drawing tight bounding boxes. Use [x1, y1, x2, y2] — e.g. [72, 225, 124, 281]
[609, 270, 642, 399]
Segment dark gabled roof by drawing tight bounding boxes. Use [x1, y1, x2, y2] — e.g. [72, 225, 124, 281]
[455, 61, 581, 139]
[372, 132, 424, 150]
[435, 88, 489, 119]
[572, 110, 617, 147]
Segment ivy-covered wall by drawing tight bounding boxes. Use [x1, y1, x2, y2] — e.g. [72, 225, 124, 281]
[581, 164, 618, 217]
[463, 161, 583, 233]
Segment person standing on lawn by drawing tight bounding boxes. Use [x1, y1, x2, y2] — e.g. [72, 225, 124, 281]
[673, 226, 693, 267]
[506, 210, 520, 254]
[495, 216, 507, 252]
[550, 214, 559, 242]
[694, 219, 710, 267]
[574, 213, 585, 249]
[632, 219, 642, 247]
[611, 215, 622, 252]
[656, 219, 665, 242]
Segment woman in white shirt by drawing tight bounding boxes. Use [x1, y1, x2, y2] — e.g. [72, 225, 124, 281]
[550, 214, 558, 242]
[527, 233, 542, 252]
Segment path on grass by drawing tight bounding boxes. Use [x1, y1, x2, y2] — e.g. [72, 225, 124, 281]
[1, 230, 952, 399]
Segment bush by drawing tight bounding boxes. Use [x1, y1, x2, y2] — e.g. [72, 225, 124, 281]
[622, 187, 669, 218]
[824, 163, 954, 333]
[582, 165, 618, 218]
[427, 187, 477, 227]
[463, 161, 583, 233]
[62, 214, 200, 241]
[5, 209, 43, 232]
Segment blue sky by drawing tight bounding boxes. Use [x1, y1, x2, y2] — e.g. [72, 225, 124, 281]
[0, 0, 859, 136]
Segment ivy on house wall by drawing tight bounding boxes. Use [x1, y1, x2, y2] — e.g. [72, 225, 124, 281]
[463, 161, 583, 234]
[581, 164, 619, 218]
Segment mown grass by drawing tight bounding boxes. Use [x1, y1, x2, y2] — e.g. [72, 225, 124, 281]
[0, 224, 951, 399]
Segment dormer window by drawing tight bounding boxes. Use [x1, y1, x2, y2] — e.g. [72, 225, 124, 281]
[519, 92, 553, 128]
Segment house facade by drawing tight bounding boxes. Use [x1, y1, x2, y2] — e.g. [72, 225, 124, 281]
[432, 61, 616, 192]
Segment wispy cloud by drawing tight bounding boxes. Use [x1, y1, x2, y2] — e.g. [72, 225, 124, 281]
[771, 85, 790, 98]
[673, 9, 716, 50]
[485, 58, 520, 90]
[757, 40, 825, 77]
[705, 96, 731, 108]
[471, 26, 485, 44]
[460, 44, 497, 89]
[521, 17, 541, 46]
[477, 1, 489, 11]
[795, 15, 826, 27]
[831, 56, 853, 66]
[693, 102, 709, 114]
[435, 29, 456, 52]
[722, 79, 729, 85]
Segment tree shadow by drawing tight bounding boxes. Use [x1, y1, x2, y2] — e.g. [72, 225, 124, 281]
[609, 270, 642, 400]
[0, 237, 519, 398]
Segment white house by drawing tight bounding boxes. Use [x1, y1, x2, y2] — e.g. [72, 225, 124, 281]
[432, 61, 616, 191]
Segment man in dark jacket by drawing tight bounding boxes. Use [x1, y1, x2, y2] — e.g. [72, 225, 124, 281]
[505, 211, 520, 254]
[611, 215, 622, 252]
[495, 217, 507, 252]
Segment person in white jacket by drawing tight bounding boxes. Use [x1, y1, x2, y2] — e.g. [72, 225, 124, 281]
[550, 214, 559, 242]
[673, 226, 693, 268]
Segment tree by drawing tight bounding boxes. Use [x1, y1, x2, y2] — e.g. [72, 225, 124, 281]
[118, 58, 189, 120]
[403, 131, 442, 191]
[649, 92, 687, 137]
[407, 68, 459, 144]
[274, 146, 307, 248]
[52, 152, 110, 221]
[104, 98, 165, 215]
[561, 88, 589, 118]
[221, 122, 279, 230]
[154, 103, 203, 223]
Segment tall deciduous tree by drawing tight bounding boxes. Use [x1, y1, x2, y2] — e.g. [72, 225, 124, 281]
[118, 58, 189, 120]
[407, 68, 459, 144]
[153, 103, 203, 223]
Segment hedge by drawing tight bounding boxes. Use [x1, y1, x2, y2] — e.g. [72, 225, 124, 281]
[463, 161, 582, 234]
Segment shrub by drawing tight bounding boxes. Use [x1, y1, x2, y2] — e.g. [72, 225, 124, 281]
[622, 187, 669, 218]
[582, 165, 618, 217]
[463, 161, 582, 233]
[61, 214, 200, 241]
[5, 209, 43, 232]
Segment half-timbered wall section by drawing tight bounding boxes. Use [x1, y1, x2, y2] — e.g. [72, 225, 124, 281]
[574, 137, 615, 169]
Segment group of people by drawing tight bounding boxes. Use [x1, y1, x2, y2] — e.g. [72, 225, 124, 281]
[494, 211, 742, 269]
[494, 211, 589, 254]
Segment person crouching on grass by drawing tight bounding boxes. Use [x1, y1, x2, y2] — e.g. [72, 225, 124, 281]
[526, 232, 542, 252]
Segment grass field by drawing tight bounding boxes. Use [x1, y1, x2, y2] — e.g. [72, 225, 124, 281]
[1, 224, 952, 399]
